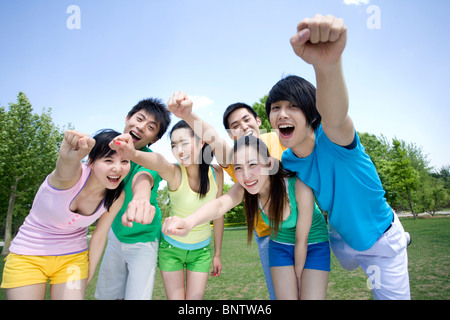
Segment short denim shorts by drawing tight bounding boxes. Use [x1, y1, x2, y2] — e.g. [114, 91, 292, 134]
[269, 240, 331, 272]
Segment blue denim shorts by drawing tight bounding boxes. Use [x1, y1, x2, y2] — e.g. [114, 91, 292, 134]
[269, 240, 331, 272]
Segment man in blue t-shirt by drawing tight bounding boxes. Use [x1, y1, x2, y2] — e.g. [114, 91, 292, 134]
[265, 15, 410, 300]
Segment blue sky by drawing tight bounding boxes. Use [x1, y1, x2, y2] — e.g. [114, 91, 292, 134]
[1, 0, 449, 176]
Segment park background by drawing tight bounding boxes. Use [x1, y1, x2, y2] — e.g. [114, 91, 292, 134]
[1, 0, 449, 299]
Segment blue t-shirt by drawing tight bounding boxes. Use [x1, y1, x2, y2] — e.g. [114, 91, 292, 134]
[281, 125, 393, 251]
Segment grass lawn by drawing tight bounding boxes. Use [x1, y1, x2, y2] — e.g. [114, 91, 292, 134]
[1, 216, 449, 300]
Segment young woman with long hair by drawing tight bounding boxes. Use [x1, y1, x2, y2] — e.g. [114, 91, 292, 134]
[110, 120, 224, 300]
[162, 135, 330, 299]
[1, 129, 151, 300]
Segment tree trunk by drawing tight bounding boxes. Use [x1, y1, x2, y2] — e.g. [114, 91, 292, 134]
[432, 194, 437, 216]
[1, 178, 19, 255]
[406, 189, 416, 219]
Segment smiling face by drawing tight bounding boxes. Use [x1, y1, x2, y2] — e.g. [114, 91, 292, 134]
[89, 153, 130, 190]
[233, 144, 272, 196]
[226, 108, 261, 140]
[269, 100, 314, 152]
[170, 128, 204, 167]
[124, 110, 160, 150]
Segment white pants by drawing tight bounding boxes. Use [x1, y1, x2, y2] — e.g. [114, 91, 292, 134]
[95, 229, 159, 300]
[330, 214, 410, 300]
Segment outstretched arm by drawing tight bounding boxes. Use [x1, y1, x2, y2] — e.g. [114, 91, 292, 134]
[291, 14, 354, 146]
[162, 182, 245, 237]
[122, 171, 156, 228]
[109, 134, 179, 186]
[211, 165, 224, 277]
[168, 91, 233, 166]
[49, 130, 96, 190]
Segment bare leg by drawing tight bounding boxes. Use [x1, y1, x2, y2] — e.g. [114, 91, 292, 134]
[186, 270, 209, 300]
[300, 269, 329, 300]
[50, 279, 87, 300]
[5, 283, 47, 300]
[161, 270, 186, 300]
[271, 266, 299, 300]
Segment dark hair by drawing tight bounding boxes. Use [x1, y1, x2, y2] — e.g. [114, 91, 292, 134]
[233, 135, 295, 243]
[170, 120, 214, 199]
[223, 102, 258, 130]
[265, 75, 321, 130]
[88, 129, 125, 211]
[127, 97, 171, 143]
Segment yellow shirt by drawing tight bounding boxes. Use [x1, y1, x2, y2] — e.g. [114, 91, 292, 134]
[224, 132, 286, 237]
[167, 165, 218, 245]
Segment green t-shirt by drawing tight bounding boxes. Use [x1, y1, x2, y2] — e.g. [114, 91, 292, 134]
[111, 147, 162, 243]
[260, 176, 329, 245]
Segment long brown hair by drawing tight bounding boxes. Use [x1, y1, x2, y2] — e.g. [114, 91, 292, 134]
[233, 135, 294, 244]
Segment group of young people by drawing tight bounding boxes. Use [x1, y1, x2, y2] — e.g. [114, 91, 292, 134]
[1, 14, 410, 300]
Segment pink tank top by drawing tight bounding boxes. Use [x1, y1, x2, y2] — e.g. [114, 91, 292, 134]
[10, 163, 107, 256]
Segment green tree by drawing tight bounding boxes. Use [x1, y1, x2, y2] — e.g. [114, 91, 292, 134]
[359, 132, 398, 203]
[388, 139, 420, 218]
[1, 92, 67, 254]
[429, 178, 448, 214]
[223, 183, 245, 224]
[431, 165, 450, 210]
[359, 133, 449, 215]
[252, 95, 272, 133]
[432, 165, 450, 190]
[157, 184, 171, 220]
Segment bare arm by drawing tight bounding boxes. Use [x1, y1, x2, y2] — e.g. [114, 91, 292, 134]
[211, 165, 224, 277]
[162, 182, 245, 237]
[293, 177, 315, 299]
[167, 91, 233, 166]
[87, 192, 125, 284]
[49, 130, 96, 190]
[109, 134, 180, 186]
[291, 15, 354, 146]
[122, 171, 155, 228]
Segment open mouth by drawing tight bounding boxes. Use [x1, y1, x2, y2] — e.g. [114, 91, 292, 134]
[244, 130, 254, 137]
[278, 124, 295, 138]
[179, 155, 189, 161]
[107, 175, 121, 183]
[244, 180, 257, 187]
[129, 131, 141, 141]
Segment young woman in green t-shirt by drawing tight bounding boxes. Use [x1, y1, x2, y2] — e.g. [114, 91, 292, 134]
[163, 135, 330, 300]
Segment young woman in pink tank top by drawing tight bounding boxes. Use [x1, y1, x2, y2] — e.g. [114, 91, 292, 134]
[2, 129, 153, 300]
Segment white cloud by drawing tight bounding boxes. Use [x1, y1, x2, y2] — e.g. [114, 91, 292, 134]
[188, 95, 214, 110]
[343, 0, 370, 5]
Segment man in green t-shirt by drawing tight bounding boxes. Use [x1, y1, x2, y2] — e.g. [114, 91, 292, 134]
[95, 98, 171, 300]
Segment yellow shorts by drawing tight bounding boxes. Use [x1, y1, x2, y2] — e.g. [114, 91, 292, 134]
[1, 251, 89, 289]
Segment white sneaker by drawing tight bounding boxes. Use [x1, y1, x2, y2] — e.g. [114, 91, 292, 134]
[405, 232, 412, 246]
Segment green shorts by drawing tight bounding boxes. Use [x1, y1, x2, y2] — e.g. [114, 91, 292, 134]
[158, 237, 211, 273]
